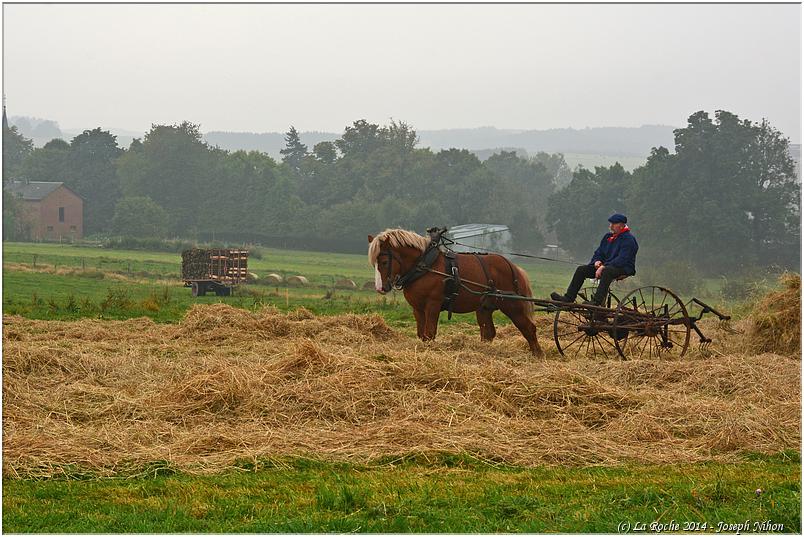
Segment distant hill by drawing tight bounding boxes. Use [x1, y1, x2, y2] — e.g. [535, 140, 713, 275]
[203, 131, 338, 156]
[418, 125, 677, 157]
[9, 116, 140, 148]
[203, 125, 678, 161]
[9, 116, 64, 147]
[11, 116, 799, 178]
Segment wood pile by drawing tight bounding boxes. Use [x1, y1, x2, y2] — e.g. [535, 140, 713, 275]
[181, 248, 249, 284]
[181, 249, 211, 280]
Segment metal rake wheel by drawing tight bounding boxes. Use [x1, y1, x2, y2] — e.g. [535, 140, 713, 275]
[553, 287, 619, 360]
[612, 286, 691, 360]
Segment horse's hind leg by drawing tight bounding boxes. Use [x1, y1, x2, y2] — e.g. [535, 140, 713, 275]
[476, 308, 496, 341]
[505, 308, 544, 358]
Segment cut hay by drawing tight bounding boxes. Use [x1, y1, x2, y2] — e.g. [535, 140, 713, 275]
[3, 305, 799, 477]
[264, 273, 283, 284]
[749, 273, 801, 357]
[335, 279, 357, 289]
[286, 275, 308, 286]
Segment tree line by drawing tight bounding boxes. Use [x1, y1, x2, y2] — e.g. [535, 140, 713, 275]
[2, 110, 799, 276]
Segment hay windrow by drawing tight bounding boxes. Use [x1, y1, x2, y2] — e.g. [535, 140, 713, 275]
[749, 273, 801, 356]
[3, 304, 800, 477]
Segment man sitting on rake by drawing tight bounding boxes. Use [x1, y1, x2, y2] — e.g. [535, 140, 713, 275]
[551, 213, 638, 307]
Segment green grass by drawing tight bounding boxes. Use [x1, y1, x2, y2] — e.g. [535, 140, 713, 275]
[3, 453, 799, 533]
[2, 270, 422, 326]
[2, 241, 572, 289]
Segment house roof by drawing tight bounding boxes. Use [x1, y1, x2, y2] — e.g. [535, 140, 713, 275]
[4, 181, 82, 201]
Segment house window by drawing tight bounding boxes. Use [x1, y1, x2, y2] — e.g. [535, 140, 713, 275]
[59, 207, 65, 222]
[47, 226, 54, 232]
[70, 225, 77, 232]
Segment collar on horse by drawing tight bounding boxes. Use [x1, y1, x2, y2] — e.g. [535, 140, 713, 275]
[393, 231, 444, 289]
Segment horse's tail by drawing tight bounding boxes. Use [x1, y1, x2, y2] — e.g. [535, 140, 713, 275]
[514, 264, 535, 316]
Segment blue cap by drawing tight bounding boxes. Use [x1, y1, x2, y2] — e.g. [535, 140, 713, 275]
[608, 213, 627, 224]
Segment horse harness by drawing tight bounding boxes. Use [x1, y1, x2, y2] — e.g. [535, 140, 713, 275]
[379, 230, 522, 320]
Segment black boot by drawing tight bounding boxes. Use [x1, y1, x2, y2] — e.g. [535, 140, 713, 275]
[551, 292, 572, 302]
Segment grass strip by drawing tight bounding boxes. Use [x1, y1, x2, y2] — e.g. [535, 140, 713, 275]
[3, 454, 800, 533]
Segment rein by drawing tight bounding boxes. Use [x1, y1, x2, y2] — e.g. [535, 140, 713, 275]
[449, 240, 578, 265]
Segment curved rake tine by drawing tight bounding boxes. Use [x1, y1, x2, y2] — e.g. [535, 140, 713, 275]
[719, 319, 743, 334]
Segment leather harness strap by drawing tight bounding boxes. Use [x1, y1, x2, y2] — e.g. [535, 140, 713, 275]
[383, 231, 522, 317]
[390, 243, 441, 289]
[500, 255, 521, 296]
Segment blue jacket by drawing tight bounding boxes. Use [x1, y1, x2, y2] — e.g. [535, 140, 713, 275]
[590, 230, 638, 275]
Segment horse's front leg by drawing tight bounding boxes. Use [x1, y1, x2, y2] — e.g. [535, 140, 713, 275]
[422, 301, 442, 341]
[412, 307, 426, 340]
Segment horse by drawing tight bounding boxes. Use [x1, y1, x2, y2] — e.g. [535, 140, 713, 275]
[368, 228, 544, 357]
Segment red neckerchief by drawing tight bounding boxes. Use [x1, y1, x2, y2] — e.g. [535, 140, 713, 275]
[607, 225, 630, 243]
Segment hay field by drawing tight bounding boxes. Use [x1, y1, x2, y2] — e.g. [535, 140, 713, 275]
[3, 303, 799, 478]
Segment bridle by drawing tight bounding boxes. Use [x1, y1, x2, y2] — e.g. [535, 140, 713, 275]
[377, 249, 406, 291]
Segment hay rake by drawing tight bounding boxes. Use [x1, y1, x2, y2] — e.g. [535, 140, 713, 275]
[485, 285, 732, 360]
[425, 228, 732, 360]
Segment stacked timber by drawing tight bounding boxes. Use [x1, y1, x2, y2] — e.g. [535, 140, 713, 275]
[181, 248, 250, 283]
[181, 249, 211, 280]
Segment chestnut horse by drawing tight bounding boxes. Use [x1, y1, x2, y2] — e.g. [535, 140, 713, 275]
[368, 228, 543, 357]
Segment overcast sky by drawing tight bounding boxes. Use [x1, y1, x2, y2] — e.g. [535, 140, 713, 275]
[3, 3, 801, 141]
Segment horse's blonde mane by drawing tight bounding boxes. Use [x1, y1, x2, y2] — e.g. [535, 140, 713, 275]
[368, 228, 430, 266]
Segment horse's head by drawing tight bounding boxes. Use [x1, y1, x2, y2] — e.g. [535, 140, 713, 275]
[368, 229, 430, 294]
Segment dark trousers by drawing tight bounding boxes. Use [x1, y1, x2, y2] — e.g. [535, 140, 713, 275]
[565, 264, 628, 305]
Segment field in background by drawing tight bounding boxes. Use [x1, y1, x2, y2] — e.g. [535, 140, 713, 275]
[3, 241, 746, 325]
[563, 153, 647, 172]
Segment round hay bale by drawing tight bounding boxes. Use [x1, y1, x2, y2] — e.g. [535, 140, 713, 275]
[286, 275, 309, 286]
[265, 273, 283, 284]
[245, 272, 259, 283]
[362, 281, 375, 290]
[335, 279, 357, 289]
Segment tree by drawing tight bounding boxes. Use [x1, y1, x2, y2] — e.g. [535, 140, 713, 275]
[627, 110, 799, 274]
[547, 164, 630, 261]
[313, 141, 337, 164]
[65, 128, 123, 234]
[116, 122, 215, 236]
[2, 120, 33, 183]
[2, 190, 33, 240]
[484, 151, 555, 250]
[532, 152, 573, 189]
[279, 126, 308, 173]
[111, 196, 169, 238]
[201, 150, 280, 236]
[19, 139, 72, 184]
[334, 119, 383, 157]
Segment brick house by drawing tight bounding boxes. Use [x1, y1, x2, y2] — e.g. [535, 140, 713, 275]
[5, 181, 84, 240]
